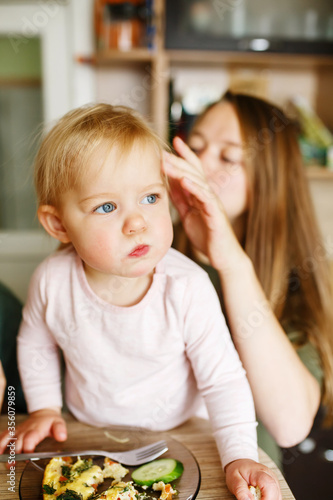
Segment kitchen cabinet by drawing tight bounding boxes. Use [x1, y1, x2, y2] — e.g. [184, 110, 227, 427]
[94, 1, 333, 138]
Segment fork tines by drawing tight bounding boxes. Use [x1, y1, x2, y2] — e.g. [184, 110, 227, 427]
[136, 440, 168, 460]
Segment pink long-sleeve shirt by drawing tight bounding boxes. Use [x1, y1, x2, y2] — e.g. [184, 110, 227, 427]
[18, 246, 258, 468]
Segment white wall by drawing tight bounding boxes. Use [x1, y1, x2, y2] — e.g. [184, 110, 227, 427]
[70, 0, 96, 108]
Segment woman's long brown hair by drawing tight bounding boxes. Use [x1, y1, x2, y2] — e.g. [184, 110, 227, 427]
[181, 91, 333, 419]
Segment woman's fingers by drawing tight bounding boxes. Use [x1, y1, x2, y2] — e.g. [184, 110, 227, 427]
[162, 137, 217, 221]
[180, 176, 222, 221]
[182, 175, 215, 202]
[172, 136, 202, 169]
[164, 155, 216, 206]
[164, 157, 215, 225]
[163, 150, 204, 184]
[167, 178, 191, 221]
[163, 154, 218, 213]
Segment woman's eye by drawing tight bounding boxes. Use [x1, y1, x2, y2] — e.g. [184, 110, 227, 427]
[221, 156, 232, 163]
[189, 146, 201, 155]
[141, 194, 158, 204]
[95, 202, 116, 214]
[220, 155, 238, 165]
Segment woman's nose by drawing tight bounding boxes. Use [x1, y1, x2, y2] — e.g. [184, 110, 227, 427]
[199, 148, 218, 175]
[122, 212, 147, 235]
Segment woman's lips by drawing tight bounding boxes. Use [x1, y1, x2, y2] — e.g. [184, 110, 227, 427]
[128, 244, 150, 257]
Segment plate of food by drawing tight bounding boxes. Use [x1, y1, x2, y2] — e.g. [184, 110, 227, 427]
[19, 425, 201, 500]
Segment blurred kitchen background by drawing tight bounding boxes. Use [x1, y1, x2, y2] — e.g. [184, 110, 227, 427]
[0, 1, 333, 497]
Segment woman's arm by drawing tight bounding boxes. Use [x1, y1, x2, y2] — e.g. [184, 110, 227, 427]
[218, 255, 320, 447]
[163, 137, 320, 446]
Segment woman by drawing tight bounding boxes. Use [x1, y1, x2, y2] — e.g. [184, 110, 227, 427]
[162, 90, 333, 467]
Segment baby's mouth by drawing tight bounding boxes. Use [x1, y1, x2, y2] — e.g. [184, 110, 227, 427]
[128, 244, 150, 258]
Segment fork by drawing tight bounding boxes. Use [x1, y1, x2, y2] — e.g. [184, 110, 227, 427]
[0, 439, 168, 466]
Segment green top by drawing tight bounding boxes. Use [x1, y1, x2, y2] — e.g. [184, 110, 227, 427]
[257, 330, 323, 467]
[197, 261, 323, 469]
[0, 283, 26, 413]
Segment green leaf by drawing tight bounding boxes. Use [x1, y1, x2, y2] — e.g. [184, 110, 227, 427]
[57, 489, 83, 500]
[42, 483, 56, 495]
[61, 465, 72, 479]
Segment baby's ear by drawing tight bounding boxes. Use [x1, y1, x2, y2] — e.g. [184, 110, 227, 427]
[37, 205, 71, 243]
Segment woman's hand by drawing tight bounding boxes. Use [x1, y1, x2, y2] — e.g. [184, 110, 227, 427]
[0, 407, 67, 454]
[225, 459, 281, 500]
[163, 136, 246, 272]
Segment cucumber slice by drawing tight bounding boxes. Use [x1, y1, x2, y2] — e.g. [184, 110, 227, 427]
[131, 458, 184, 487]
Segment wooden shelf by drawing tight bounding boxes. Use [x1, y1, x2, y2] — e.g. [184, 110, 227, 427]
[166, 50, 333, 68]
[96, 48, 156, 65]
[95, 48, 333, 68]
[305, 165, 333, 179]
[93, 0, 333, 139]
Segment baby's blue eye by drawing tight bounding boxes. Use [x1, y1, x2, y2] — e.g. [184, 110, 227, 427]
[141, 194, 157, 204]
[95, 202, 116, 214]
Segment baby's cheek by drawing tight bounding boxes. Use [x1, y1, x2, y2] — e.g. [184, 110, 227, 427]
[78, 234, 114, 268]
[158, 215, 174, 248]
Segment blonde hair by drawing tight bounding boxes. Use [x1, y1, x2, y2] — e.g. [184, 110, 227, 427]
[34, 103, 166, 206]
[179, 91, 333, 418]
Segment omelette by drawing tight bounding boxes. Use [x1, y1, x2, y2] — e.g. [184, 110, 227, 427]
[42, 455, 177, 500]
[249, 485, 262, 500]
[93, 481, 138, 499]
[42, 456, 128, 500]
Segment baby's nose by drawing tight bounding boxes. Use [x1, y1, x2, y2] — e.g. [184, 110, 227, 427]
[122, 213, 147, 235]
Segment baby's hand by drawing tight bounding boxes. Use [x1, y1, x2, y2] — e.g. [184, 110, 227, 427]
[0, 408, 67, 454]
[225, 459, 282, 500]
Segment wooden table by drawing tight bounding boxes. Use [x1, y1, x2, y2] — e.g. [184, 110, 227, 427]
[0, 414, 295, 499]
